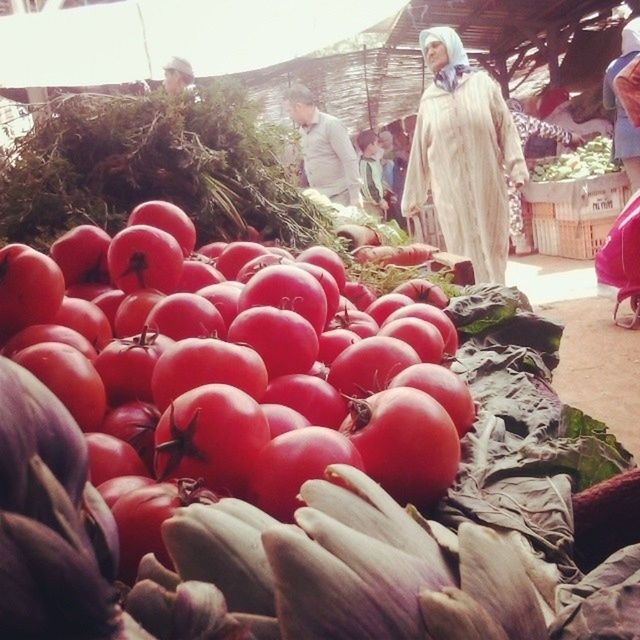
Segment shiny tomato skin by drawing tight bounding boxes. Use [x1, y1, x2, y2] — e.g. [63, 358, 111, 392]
[107, 224, 184, 295]
[260, 403, 311, 438]
[236, 253, 291, 284]
[317, 328, 362, 366]
[342, 280, 378, 311]
[327, 308, 379, 339]
[377, 317, 445, 364]
[0, 244, 66, 341]
[96, 474, 156, 509]
[365, 292, 414, 326]
[65, 282, 114, 302]
[2, 323, 98, 361]
[295, 245, 347, 293]
[128, 200, 197, 257]
[49, 225, 112, 287]
[340, 386, 460, 509]
[249, 426, 364, 522]
[154, 383, 270, 499]
[85, 432, 150, 487]
[14, 342, 107, 432]
[196, 241, 227, 260]
[215, 241, 271, 280]
[145, 292, 227, 341]
[176, 260, 226, 293]
[114, 289, 165, 339]
[294, 262, 340, 327]
[151, 337, 268, 412]
[92, 289, 127, 333]
[392, 278, 449, 309]
[196, 282, 242, 329]
[53, 296, 113, 352]
[388, 363, 476, 438]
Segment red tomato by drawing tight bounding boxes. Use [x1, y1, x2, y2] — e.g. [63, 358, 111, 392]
[377, 317, 445, 364]
[228, 307, 318, 380]
[107, 225, 184, 294]
[151, 337, 268, 412]
[154, 384, 270, 499]
[2, 323, 98, 361]
[96, 475, 156, 509]
[128, 200, 197, 257]
[295, 246, 347, 292]
[340, 386, 460, 509]
[49, 225, 112, 287]
[110, 480, 211, 585]
[0, 244, 65, 341]
[262, 374, 348, 428]
[92, 289, 127, 333]
[176, 260, 226, 293]
[238, 265, 327, 335]
[260, 403, 311, 438]
[249, 426, 364, 522]
[235, 253, 291, 283]
[14, 342, 107, 432]
[114, 289, 165, 338]
[85, 432, 150, 487]
[327, 336, 421, 398]
[65, 282, 114, 301]
[93, 329, 175, 406]
[392, 278, 449, 309]
[196, 241, 227, 260]
[388, 363, 476, 438]
[327, 308, 379, 339]
[53, 296, 113, 351]
[267, 246, 295, 260]
[317, 328, 362, 366]
[98, 401, 161, 472]
[145, 292, 227, 340]
[338, 295, 357, 311]
[342, 280, 377, 311]
[196, 282, 242, 329]
[294, 262, 340, 327]
[215, 241, 270, 280]
[382, 303, 459, 356]
[307, 360, 330, 380]
[365, 292, 414, 326]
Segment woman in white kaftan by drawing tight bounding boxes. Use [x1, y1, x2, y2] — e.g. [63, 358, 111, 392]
[401, 27, 529, 284]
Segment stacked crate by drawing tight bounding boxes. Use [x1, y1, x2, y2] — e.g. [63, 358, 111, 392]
[524, 172, 630, 259]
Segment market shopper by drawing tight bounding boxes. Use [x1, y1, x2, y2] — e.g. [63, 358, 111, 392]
[604, 17, 640, 194]
[402, 26, 528, 284]
[283, 84, 361, 207]
[163, 56, 195, 96]
[356, 129, 388, 218]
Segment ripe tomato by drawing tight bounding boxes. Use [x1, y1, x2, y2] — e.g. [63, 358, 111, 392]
[128, 200, 197, 257]
[154, 383, 270, 498]
[365, 292, 414, 326]
[98, 401, 161, 472]
[338, 295, 357, 311]
[107, 225, 184, 294]
[260, 403, 310, 438]
[176, 259, 226, 293]
[317, 328, 362, 366]
[238, 265, 327, 335]
[382, 303, 459, 356]
[228, 307, 318, 380]
[215, 241, 270, 280]
[327, 336, 421, 398]
[0, 244, 65, 342]
[326, 307, 379, 339]
[14, 342, 107, 432]
[85, 432, 150, 487]
[392, 278, 449, 309]
[114, 289, 165, 339]
[93, 329, 175, 406]
[196, 241, 227, 260]
[342, 280, 377, 311]
[2, 323, 98, 361]
[96, 474, 156, 509]
[53, 296, 113, 351]
[92, 289, 127, 333]
[49, 225, 112, 287]
[145, 292, 227, 341]
[262, 374, 348, 428]
[340, 386, 460, 509]
[388, 363, 476, 438]
[377, 317, 445, 364]
[295, 245, 347, 292]
[65, 282, 114, 302]
[294, 262, 340, 327]
[151, 337, 268, 411]
[267, 246, 295, 260]
[249, 426, 364, 522]
[236, 253, 291, 284]
[196, 282, 242, 329]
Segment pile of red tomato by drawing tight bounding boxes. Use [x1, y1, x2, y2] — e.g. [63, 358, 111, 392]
[0, 200, 476, 584]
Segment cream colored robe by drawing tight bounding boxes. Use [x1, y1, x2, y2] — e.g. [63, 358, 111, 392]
[402, 71, 529, 284]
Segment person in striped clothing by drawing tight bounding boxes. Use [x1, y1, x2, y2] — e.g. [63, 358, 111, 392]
[356, 129, 389, 219]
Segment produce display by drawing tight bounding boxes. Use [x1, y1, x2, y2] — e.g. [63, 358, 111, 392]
[1, 196, 638, 639]
[531, 135, 619, 182]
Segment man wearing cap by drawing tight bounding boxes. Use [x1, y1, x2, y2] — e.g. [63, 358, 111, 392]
[163, 56, 195, 96]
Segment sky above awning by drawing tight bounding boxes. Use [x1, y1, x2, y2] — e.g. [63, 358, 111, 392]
[0, 0, 408, 87]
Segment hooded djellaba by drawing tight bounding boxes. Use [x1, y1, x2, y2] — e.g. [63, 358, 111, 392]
[401, 26, 528, 284]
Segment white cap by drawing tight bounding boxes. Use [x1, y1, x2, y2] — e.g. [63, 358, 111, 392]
[163, 56, 194, 81]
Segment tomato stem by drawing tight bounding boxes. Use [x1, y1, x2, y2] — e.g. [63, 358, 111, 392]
[176, 477, 219, 505]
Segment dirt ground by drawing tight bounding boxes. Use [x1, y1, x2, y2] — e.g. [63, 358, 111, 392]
[505, 253, 640, 460]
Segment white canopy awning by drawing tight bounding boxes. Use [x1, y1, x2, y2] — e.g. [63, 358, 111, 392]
[0, 0, 408, 87]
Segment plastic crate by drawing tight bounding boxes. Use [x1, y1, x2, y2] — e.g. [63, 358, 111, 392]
[533, 216, 560, 256]
[558, 216, 617, 259]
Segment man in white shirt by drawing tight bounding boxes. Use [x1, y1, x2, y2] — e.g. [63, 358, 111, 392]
[284, 84, 361, 207]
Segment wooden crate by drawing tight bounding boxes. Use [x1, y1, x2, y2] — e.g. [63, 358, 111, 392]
[557, 216, 617, 260]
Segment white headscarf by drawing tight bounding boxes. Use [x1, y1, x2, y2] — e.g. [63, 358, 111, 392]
[419, 26, 471, 91]
[621, 17, 640, 55]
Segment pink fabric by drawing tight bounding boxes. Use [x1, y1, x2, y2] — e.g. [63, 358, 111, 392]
[538, 88, 570, 119]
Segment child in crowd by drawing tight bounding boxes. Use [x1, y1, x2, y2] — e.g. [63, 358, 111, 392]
[356, 129, 389, 219]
